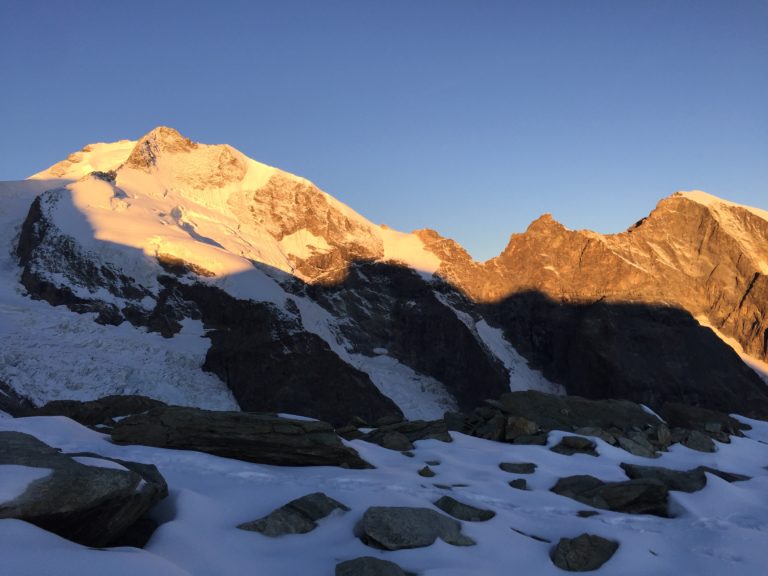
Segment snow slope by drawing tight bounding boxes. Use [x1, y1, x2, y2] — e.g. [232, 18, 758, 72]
[2, 414, 768, 575]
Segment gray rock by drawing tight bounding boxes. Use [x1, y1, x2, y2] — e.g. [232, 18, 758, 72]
[504, 416, 538, 440]
[574, 427, 616, 445]
[683, 430, 717, 453]
[662, 402, 749, 440]
[551, 474, 669, 516]
[621, 463, 750, 492]
[499, 462, 537, 474]
[335, 556, 408, 576]
[238, 492, 349, 536]
[33, 395, 166, 430]
[0, 381, 34, 417]
[362, 420, 452, 451]
[434, 496, 495, 522]
[0, 431, 166, 547]
[111, 406, 371, 469]
[418, 466, 436, 477]
[551, 533, 619, 571]
[358, 506, 475, 550]
[551, 436, 598, 456]
[509, 478, 528, 490]
[617, 434, 657, 458]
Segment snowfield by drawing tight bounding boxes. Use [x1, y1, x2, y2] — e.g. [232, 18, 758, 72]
[1, 414, 768, 575]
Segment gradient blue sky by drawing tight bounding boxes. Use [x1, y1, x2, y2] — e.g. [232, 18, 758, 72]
[1, 0, 766, 260]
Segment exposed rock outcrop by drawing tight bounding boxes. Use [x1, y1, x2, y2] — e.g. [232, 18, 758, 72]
[0, 431, 167, 547]
[110, 406, 372, 469]
[551, 533, 619, 572]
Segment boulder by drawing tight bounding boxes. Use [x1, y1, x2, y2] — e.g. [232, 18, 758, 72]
[111, 406, 371, 469]
[238, 492, 348, 536]
[620, 463, 750, 492]
[509, 479, 528, 490]
[33, 395, 166, 430]
[418, 466, 436, 477]
[617, 433, 657, 458]
[682, 430, 716, 453]
[433, 496, 495, 522]
[661, 402, 749, 441]
[504, 416, 539, 440]
[358, 507, 475, 550]
[551, 475, 669, 517]
[0, 431, 167, 547]
[499, 462, 537, 474]
[362, 420, 452, 452]
[495, 391, 661, 433]
[335, 556, 408, 576]
[551, 533, 619, 571]
[551, 436, 598, 457]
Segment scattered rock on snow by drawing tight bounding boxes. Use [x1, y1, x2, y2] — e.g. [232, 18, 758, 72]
[358, 506, 475, 550]
[111, 406, 372, 468]
[551, 533, 619, 571]
[0, 431, 167, 547]
[238, 492, 349, 536]
[433, 496, 495, 522]
[335, 556, 408, 576]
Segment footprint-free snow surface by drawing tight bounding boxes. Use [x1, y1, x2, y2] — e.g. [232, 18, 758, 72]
[2, 414, 768, 575]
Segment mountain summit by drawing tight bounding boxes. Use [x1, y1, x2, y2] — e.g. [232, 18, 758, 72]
[2, 127, 767, 423]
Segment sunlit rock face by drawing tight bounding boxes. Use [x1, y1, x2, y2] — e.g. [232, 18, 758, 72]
[7, 127, 768, 422]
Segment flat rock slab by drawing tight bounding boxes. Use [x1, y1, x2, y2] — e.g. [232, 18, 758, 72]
[111, 406, 371, 469]
[358, 506, 475, 550]
[0, 431, 167, 547]
[621, 463, 750, 492]
[434, 496, 495, 522]
[238, 492, 349, 536]
[551, 436, 598, 457]
[336, 557, 409, 576]
[551, 474, 668, 517]
[499, 462, 537, 474]
[551, 533, 619, 571]
[33, 395, 166, 430]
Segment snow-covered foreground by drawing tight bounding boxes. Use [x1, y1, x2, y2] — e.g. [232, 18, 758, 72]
[2, 415, 768, 575]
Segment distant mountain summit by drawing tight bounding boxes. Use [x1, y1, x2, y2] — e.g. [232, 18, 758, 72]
[2, 127, 766, 422]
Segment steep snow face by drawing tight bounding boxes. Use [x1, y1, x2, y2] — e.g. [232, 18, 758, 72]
[30, 127, 443, 283]
[0, 181, 239, 410]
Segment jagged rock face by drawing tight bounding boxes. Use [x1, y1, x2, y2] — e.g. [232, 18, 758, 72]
[440, 195, 768, 365]
[307, 262, 509, 412]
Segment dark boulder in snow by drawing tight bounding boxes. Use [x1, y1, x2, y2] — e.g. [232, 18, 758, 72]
[551, 533, 619, 572]
[499, 461, 537, 474]
[33, 395, 166, 430]
[335, 556, 409, 576]
[111, 406, 372, 468]
[551, 436, 598, 457]
[661, 402, 750, 442]
[0, 431, 167, 547]
[358, 506, 475, 550]
[238, 492, 349, 536]
[551, 474, 669, 517]
[361, 419, 452, 451]
[434, 496, 495, 521]
[620, 463, 750, 492]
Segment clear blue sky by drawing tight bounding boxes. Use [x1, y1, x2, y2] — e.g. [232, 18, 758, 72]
[1, 0, 766, 260]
